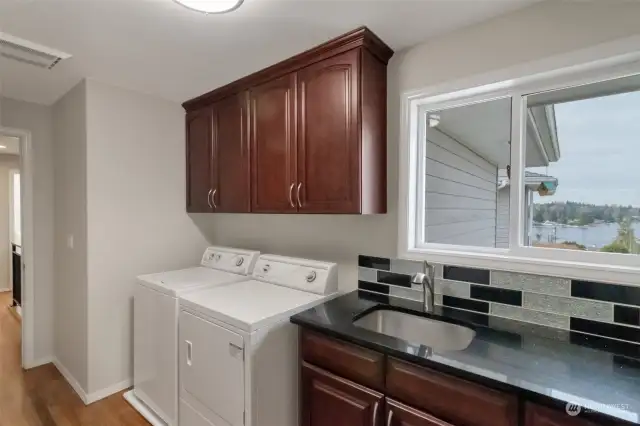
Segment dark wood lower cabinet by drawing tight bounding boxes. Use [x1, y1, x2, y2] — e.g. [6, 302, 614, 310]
[525, 403, 601, 426]
[301, 362, 384, 426]
[299, 331, 618, 426]
[386, 398, 454, 426]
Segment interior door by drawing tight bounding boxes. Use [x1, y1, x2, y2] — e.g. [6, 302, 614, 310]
[249, 73, 298, 213]
[180, 311, 244, 426]
[186, 108, 214, 212]
[297, 49, 360, 213]
[213, 93, 250, 212]
[301, 362, 383, 426]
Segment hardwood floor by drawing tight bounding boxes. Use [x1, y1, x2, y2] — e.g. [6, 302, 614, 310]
[0, 292, 149, 426]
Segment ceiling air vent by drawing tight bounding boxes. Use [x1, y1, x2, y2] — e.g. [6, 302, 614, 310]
[0, 32, 71, 69]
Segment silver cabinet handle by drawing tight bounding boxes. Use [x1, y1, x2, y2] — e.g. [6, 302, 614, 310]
[386, 409, 393, 426]
[288, 183, 295, 208]
[212, 189, 218, 209]
[372, 401, 379, 426]
[186, 340, 193, 366]
[296, 182, 302, 208]
[207, 189, 213, 209]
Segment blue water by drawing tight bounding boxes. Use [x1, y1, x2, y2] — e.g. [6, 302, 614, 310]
[532, 222, 639, 249]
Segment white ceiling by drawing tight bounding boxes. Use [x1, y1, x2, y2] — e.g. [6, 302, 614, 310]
[0, 0, 540, 106]
[0, 134, 20, 155]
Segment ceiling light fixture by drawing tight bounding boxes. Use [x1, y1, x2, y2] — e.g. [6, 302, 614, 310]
[0, 145, 6, 149]
[173, 0, 244, 13]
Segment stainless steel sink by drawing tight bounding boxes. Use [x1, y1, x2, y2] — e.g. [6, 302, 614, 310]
[353, 309, 475, 351]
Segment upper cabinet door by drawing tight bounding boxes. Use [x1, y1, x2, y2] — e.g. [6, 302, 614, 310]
[249, 74, 298, 213]
[186, 108, 214, 213]
[212, 93, 250, 213]
[297, 50, 360, 213]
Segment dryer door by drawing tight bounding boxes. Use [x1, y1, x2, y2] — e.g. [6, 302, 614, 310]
[180, 310, 245, 426]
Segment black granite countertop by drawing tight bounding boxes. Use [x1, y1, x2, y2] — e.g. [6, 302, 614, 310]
[290, 290, 640, 425]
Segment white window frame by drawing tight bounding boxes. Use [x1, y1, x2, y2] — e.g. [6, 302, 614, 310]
[398, 36, 640, 286]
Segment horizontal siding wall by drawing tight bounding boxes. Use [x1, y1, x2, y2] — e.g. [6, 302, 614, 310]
[425, 129, 498, 247]
[496, 168, 510, 249]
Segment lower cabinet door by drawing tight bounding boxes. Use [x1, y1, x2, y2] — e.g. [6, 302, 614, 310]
[301, 362, 384, 426]
[386, 398, 455, 426]
[525, 403, 602, 426]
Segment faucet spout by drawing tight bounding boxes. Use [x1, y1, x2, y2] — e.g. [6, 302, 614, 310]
[411, 262, 435, 312]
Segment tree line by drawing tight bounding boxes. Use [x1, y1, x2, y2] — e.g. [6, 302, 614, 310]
[533, 201, 640, 226]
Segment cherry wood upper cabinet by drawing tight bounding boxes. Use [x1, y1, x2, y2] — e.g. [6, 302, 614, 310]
[213, 93, 250, 213]
[186, 108, 214, 213]
[296, 49, 360, 213]
[249, 74, 297, 213]
[301, 362, 384, 426]
[183, 27, 393, 214]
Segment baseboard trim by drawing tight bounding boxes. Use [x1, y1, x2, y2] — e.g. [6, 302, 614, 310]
[24, 356, 54, 370]
[52, 358, 89, 404]
[86, 378, 132, 404]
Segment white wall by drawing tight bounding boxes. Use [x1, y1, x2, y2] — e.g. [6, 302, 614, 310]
[0, 97, 55, 362]
[84, 79, 209, 395]
[53, 81, 89, 391]
[425, 129, 497, 247]
[0, 155, 20, 291]
[192, 0, 640, 292]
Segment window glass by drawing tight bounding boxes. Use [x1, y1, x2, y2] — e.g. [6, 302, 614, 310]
[526, 74, 640, 255]
[423, 97, 511, 248]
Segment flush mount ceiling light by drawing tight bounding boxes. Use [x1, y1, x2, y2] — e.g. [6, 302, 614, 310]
[173, 0, 244, 13]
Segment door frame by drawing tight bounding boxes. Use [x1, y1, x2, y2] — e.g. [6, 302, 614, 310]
[0, 126, 35, 368]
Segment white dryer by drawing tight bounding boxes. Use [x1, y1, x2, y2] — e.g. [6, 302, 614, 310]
[124, 246, 260, 426]
[178, 254, 338, 426]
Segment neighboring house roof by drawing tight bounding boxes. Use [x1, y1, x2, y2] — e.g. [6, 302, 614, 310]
[498, 171, 558, 196]
[528, 105, 560, 164]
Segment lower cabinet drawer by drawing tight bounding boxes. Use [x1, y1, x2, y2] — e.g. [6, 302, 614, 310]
[301, 330, 385, 390]
[386, 358, 518, 426]
[386, 398, 456, 426]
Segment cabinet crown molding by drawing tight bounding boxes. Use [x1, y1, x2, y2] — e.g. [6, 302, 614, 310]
[182, 26, 393, 113]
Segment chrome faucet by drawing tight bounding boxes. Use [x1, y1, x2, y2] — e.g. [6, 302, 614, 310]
[411, 262, 435, 312]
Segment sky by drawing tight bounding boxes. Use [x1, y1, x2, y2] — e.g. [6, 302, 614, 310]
[530, 90, 640, 207]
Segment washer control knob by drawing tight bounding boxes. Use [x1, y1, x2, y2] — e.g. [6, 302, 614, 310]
[306, 271, 317, 283]
[262, 264, 271, 273]
[235, 257, 244, 267]
[214, 254, 222, 261]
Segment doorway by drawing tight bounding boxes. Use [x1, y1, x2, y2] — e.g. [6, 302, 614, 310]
[0, 126, 34, 368]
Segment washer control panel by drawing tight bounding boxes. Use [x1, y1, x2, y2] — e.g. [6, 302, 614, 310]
[201, 246, 260, 275]
[252, 255, 338, 295]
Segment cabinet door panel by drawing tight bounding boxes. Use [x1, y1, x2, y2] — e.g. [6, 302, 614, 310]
[186, 109, 213, 212]
[386, 399, 455, 426]
[525, 403, 603, 426]
[214, 93, 250, 212]
[302, 362, 383, 426]
[297, 49, 360, 213]
[250, 74, 297, 213]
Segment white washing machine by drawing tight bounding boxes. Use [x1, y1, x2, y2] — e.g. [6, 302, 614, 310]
[124, 246, 260, 426]
[177, 254, 338, 426]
